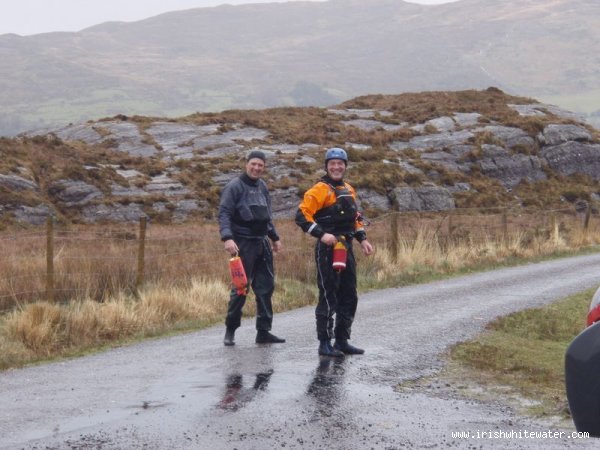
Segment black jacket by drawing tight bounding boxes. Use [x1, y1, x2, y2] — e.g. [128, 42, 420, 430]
[218, 173, 279, 242]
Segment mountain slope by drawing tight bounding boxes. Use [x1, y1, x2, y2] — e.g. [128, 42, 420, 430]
[1, 0, 599, 135]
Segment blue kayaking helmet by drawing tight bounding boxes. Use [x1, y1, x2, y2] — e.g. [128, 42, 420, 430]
[325, 147, 348, 166]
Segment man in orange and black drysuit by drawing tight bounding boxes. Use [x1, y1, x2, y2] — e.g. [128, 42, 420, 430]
[295, 148, 374, 357]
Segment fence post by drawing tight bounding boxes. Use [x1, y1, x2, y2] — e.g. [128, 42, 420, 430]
[502, 210, 508, 243]
[550, 211, 559, 245]
[136, 217, 147, 290]
[584, 204, 592, 233]
[390, 212, 399, 263]
[46, 215, 54, 303]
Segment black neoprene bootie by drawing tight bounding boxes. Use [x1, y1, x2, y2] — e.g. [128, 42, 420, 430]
[318, 339, 344, 357]
[334, 339, 365, 355]
[256, 330, 285, 344]
[224, 328, 235, 346]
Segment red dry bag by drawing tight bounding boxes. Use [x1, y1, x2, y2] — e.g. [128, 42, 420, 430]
[332, 238, 347, 271]
[229, 255, 248, 295]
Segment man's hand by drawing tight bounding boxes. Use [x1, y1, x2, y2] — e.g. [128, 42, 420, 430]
[360, 239, 374, 256]
[224, 239, 239, 256]
[320, 233, 338, 246]
[272, 240, 283, 254]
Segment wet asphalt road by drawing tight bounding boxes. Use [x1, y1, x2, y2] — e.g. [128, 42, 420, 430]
[2, 253, 600, 449]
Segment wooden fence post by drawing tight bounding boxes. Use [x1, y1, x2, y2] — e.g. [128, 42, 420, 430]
[46, 215, 54, 303]
[136, 217, 147, 290]
[502, 210, 508, 243]
[390, 212, 399, 263]
[550, 211, 559, 245]
[584, 204, 592, 233]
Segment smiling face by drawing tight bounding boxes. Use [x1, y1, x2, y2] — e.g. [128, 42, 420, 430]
[326, 159, 346, 181]
[245, 157, 265, 180]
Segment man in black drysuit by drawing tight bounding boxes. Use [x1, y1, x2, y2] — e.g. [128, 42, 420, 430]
[218, 150, 285, 346]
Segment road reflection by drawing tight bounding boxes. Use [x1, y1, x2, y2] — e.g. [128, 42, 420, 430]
[217, 370, 273, 411]
[306, 358, 347, 417]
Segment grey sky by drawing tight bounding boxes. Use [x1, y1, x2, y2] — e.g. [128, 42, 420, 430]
[1, 0, 459, 36]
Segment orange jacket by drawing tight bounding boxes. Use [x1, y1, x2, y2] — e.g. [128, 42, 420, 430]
[295, 178, 366, 240]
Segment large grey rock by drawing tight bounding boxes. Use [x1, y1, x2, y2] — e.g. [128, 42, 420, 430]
[509, 103, 582, 121]
[475, 125, 535, 149]
[146, 122, 220, 151]
[541, 142, 600, 180]
[146, 122, 221, 161]
[0, 174, 38, 191]
[172, 199, 203, 222]
[479, 152, 546, 188]
[412, 116, 455, 133]
[110, 184, 149, 197]
[357, 189, 390, 211]
[390, 130, 474, 152]
[99, 121, 158, 157]
[49, 180, 103, 206]
[115, 169, 144, 179]
[420, 150, 461, 172]
[390, 186, 455, 211]
[32, 123, 104, 145]
[327, 109, 393, 119]
[193, 127, 268, 151]
[12, 204, 52, 225]
[537, 124, 592, 146]
[453, 113, 482, 127]
[343, 119, 405, 132]
[82, 203, 147, 223]
[212, 171, 241, 186]
[270, 187, 299, 219]
[145, 174, 190, 197]
[200, 144, 245, 158]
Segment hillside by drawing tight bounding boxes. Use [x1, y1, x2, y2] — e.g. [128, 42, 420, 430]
[1, 0, 599, 135]
[1, 89, 599, 227]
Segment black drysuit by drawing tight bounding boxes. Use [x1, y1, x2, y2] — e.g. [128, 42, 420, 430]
[295, 175, 367, 341]
[218, 173, 280, 331]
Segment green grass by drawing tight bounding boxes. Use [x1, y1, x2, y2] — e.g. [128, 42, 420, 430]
[448, 288, 593, 418]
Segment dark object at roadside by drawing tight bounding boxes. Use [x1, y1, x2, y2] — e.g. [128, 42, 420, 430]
[565, 295, 600, 437]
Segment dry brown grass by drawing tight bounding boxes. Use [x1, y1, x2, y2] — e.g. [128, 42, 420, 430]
[0, 208, 599, 369]
[2, 277, 227, 364]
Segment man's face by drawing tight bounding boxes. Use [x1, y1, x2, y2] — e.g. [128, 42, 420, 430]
[326, 159, 346, 181]
[246, 158, 265, 180]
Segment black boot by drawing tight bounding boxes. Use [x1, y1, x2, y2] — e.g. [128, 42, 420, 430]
[318, 339, 344, 357]
[224, 327, 235, 346]
[334, 339, 365, 355]
[256, 330, 285, 344]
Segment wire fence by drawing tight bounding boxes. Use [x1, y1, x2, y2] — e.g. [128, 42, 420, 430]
[0, 205, 596, 314]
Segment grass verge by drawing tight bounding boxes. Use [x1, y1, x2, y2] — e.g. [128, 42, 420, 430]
[446, 288, 593, 422]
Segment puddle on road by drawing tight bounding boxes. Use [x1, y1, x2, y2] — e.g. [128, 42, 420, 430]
[216, 370, 274, 411]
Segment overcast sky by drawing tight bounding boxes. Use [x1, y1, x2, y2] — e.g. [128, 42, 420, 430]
[1, 0, 459, 36]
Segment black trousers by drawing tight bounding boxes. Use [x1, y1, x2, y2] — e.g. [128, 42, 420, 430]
[314, 239, 358, 341]
[225, 237, 274, 331]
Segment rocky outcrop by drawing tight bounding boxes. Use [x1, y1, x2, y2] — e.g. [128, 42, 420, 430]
[48, 180, 103, 207]
[0, 174, 38, 191]
[390, 186, 455, 212]
[540, 142, 600, 180]
[478, 145, 546, 188]
[5, 95, 600, 225]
